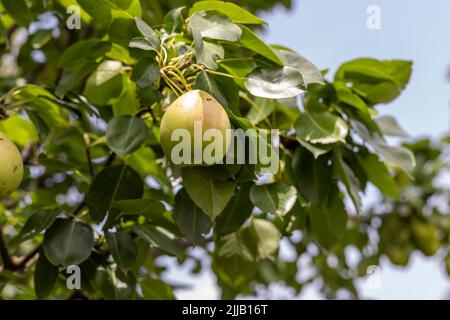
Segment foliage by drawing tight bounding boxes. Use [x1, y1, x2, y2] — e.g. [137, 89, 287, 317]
[0, 0, 448, 300]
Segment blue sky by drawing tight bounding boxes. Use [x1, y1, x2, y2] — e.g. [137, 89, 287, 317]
[170, 0, 450, 299]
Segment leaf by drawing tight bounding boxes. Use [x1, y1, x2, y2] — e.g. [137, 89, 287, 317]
[105, 231, 137, 273]
[193, 70, 229, 108]
[174, 189, 212, 245]
[83, 61, 124, 106]
[133, 224, 182, 256]
[87, 165, 144, 223]
[356, 151, 400, 199]
[376, 115, 409, 137]
[189, 12, 242, 69]
[335, 58, 412, 104]
[111, 199, 166, 220]
[106, 115, 148, 156]
[295, 110, 348, 144]
[252, 219, 280, 260]
[250, 182, 297, 216]
[308, 188, 347, 249]
[129, 37, 157, 51]
[181, 166, 236, 220]
[215, 182, 254, 236]
[131, 58, 160, 88]
[239, 26, 282, 65]
[297, 138, 331, 159]
[245, 66, 304, 99]
[78, 0, 112, 24]
[140, 277, 175, 300]
[333, 147, 362, 213]
[134, 17, 160, 49]
[1, 0, 32, 27]
[43, 219, 94, 267]
[34, 251, 59, 299]
[189, 1, 266, 24]
[352, 121, 415, 177]
[246, 97, 275, 125]
[163, 7, 185, 34]
[9, 209, 60, 247]
[276, 49, 324, 86]
[292, 147, 333, 204]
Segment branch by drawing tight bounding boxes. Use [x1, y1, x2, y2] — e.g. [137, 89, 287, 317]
[0, 225, 16, 271]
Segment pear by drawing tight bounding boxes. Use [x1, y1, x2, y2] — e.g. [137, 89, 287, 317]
[160, 90, 231, 166]
[0, 133, 23, 198]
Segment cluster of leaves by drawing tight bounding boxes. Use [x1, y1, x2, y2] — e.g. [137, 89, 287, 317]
[0, 0, 447, 300]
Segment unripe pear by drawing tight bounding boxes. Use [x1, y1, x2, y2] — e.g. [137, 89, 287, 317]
[160, 90, 231, 166]
[0, 133, 23, 198]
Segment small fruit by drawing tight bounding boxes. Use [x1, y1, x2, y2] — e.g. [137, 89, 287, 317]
[160, 90, 231, 166]
[0, 133, 23, 198]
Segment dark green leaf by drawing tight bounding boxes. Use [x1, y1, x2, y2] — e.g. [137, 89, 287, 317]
[174, 189, 212, 245]
[105, 231, 137, 273]
[87, 165, 144, 222]
[112, 198, 166, 220]
[250, 182, 297, 216]
[133, 224, 182, 256]
[34, 251, 59, 299]
[106, 115, 148, 156]
[43, 219, 94, 267]
[295, 110, 348, 144]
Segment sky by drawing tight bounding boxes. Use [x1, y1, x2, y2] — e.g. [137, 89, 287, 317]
[167, 0, 450, 299]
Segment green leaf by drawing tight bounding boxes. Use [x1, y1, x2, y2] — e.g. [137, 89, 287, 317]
[134, 17, 160, 49]
[189, 1, 266, 25]
[333, 147, 362, 213]
[43, 219, 94, 267]
[335, 58, 412, 104]
[105, 230, 137, 273]
[250, 182, 297, 216]
[212, 229, 257, 288]
[189, 12, 242, 69]
[245, 66, 304, 99]
[239, 26, 282, 65]
[83, 61, 124, 106]
[376, 115, 409, 138]
[87, 165, 144, 222]
[215, 182, 254, 236]
[292, 147, 333, 204]
[352, 121, 415, 177]
[140, 277, 175, 300]
[181, 166, 236, 220]
[34, 251, 59, 299]
[78, 0, 112, 25]
[1, 0, 32, 27]
[297, 138, 331, 159]
[295, 110, 348, 144]
[276, 49, 324, 86]
[174, 189, 212, 245]
[129, 37, 157, 51]
[163, 7, 185, 34]
[246, 97, 275, 125]
[133, 224, 182, 256]
[111, 198, 166, 220]
[106, 115, 148, 156]
[252, 219, 280, 260]
[131, 58, 160, 88]
[9, 209, 60, 247]
[308, 188, 347, 249]
[356, 151, 400, 199]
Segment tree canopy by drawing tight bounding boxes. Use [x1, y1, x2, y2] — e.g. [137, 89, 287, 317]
[0, 0, 449, 300]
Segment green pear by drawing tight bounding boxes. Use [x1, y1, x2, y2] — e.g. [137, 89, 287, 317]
[160, 90, 231, 166]
[0, 133, 23, 198]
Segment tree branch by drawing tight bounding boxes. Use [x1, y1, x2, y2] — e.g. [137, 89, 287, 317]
[0, 225, 16, 271]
